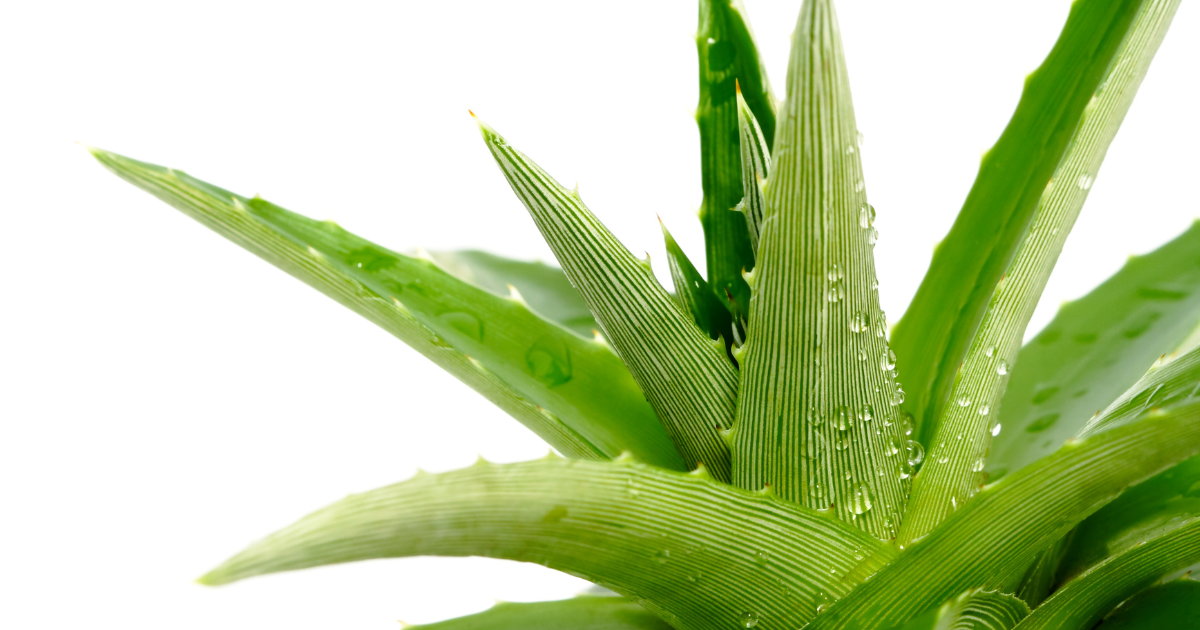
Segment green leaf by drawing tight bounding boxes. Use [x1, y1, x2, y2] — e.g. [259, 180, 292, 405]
[660, 219, 736, 345]
[408, 597, 674, 630]
[898, 0, 1180, 546]
[989, 221, 1200, 482]
[894, 591, 1029, 630]
[245, 198, 685, 470]
[88, 149, 684, 469]
[731, 0, 906, 539]
[1095, 579, 1200, 629]
[200, 456, 898, 630]
[802, 402, 1200, 630]
[891, 0, 1158, 447]
[1013, 519, 1200, 630]
[735, 84, 771, 256]
[477, 118, 738, 480]
[1013, 535, 1072, 608]
[696, 0, 777, 320]
[1079, 339, 1200, 439]
[428, 250, 600, 339]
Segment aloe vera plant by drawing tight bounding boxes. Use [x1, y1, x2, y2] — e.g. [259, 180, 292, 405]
[89, 0, 1200, 628]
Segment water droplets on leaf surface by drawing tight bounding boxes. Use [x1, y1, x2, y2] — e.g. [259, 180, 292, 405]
[992, 423, 1003, 437]
[835, 405, 850, 431]
[851, 483, 874, 514]
[1077, 173, 1094, 190]
[880, 348, 897, 371]
[655, 549, 670, 564]
[904, 440, 925, 466]
[997, 360, 1009, 375]
[859, 404, 873, 423]
[743, 612, 759, 629]
[436, 311, 484, 342]
[858, 204, 876, 229]
[850, 312, 870, 333]
[525, 336, 573, 387]
[977, 404, 990, 416]
[957, 396, 971, 407]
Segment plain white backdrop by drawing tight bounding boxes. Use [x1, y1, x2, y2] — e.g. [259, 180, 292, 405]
[1, 1, 1196, 628]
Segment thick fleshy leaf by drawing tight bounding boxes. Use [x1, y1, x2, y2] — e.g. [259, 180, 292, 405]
[731, 0, 906, 539]
[660, 219, 735, 346]
[989, 221, 1200, 481]
[1094, 579, 1200, 629]
[478, 119, 738, 479]
[696, 0, 777, 320]
[1013, 535, 1071, 608]
[801, 402, 1200, 630]
[409, 597, 673, 630]
[1013, 519, 1200, 630]
[735, 85, 770, 256]
[894, 591, 1029, 630]
[428, 250, 600, 339]
[899, 0, 1180, 546]
[90, 149, 686, 469]
[200, 456, 897, 630]
[891, 0, 1159, 447]
[1079, 340, 1200, 438]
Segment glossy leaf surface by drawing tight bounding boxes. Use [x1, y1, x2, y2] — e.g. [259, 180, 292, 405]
[409, 597, 673, 630]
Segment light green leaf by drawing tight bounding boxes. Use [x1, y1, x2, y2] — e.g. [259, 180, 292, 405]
[1014, 519, 1200, 630]
[1095, 579, 1200, 629]
[801, 402, 1200, 630]
[477, 118, 738, 479]
[428, 250, 600, 339]
[696, 0, 777, 320]
[200, 456, 898, 630]
[899, 0, 1180, 546]
[891, 0, 1158, 447]
[409, 596, 674, 630]
[735, 85, 771, 256]
[89, 149, 685, 469]
[894, 591, 1029, 630]
[246, 198, 685, 470]
[1013, 535, 1072, 608]
[731, 0, 906, 539]
[660, 219, 736, 346]
[989, 221, 1200, 481]
[1079, 339, 1200, 439]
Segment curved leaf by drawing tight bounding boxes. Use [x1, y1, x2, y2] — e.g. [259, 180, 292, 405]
[892, 0, 1156, 446]
[989, 221, 1200, 481]
[1014, 519, 1200, 630]
[731, 0, 907, 539]
[696, 0, 777, 320]
[1095, 579, 1200, 629]
[801, 402, 1200, 630]
[661, 219, 735, 346]
[200, 456, 897, 630]
[410, 597, 673, 630]
[478, 118, 737, 479]
[735, 85, 770, 256]
[88, 149, 608, 461]
[894, 591, 1029, 630]
[428, 250, 600, 339]
[899, 0, 1180, 546]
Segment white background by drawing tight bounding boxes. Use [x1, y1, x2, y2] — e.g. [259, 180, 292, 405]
[1, 1, 1196, 628]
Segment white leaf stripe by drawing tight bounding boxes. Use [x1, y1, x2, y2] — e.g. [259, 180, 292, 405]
[479, 122, 739, 480]
[736, 87, 771, 256]
[732, 0, 906, 539]
[899, 0, 1182, 546]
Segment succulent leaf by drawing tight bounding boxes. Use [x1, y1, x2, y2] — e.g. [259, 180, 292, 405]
[731, 0, 906, 539]
[1093, 579, 1200, 629]
[899, 0, 1181, 546]
[408, 597, 674, 630]
[735, 85, 770, 256]
[199, 456, 896, 630]
[660, 219, 736, 348]
[895, 590, 1029, 630]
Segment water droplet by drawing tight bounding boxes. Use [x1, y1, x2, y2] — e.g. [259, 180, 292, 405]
[876, 312, 888, 338]
[857, 131, 865, 146]
[843, 470, 853, 481]
[809, 482, 825, 499]
[938, 455, 949, 464]
[827, 281, 845, 303]
[526, 336, 573, 387]
[860, 404, 874, 423]
[868, 227, 879, 246]
[898, 461, 915, 480]
[858, 350, 867, 361]
[957, 395, 971, 407]
[755, 550, 770, 566]
[904, 440, 925, 466]
[855, 178, 865, 192]
[1077, 173, 1094, 190]
[880, 348, 897, 371]
[437, 311, 485, 342]
[992, 423, 1003, 437]
[997, 360, 1009, 375]
[828, 263, 843, 281]
[900, 411, 915, 436]
[978, 404, 990, 416]
[834, 405, 851, 431]
[835, 437, 850, 451]
[850, 311, 870, 333]
[1027, 413, 1059, 433]
[858, 204, 876, 229]
[886, 437, 900, 456]
[851, 482, 874, 514]
[985, 346, 995, 358]
[743, 612, 760, 628]
[655, 549, 670, 564]
[972, 457, 985, 473]
[891, 387, 906, 406]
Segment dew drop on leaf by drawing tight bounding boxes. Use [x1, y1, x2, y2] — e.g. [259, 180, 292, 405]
[904, 440, 925, 466]
[525, 336, 573, 387]
[978, 404, 990, 416]
[1077, 173, 1094, 190]
[835, 405, 851, 431]
[992, 423, 1003, 437]
[743, 612, 760, 629]
[858, 204, 876, 229]
[851, 483, 874, 514]
[655, 549, 670, 564]
[860, 404, 873, 423]
[880, 348, 897, 371]
[437, 311, 485, 342]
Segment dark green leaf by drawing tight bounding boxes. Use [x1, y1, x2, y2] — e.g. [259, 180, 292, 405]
[1095, 579, 1200, 629]
[660, 219, 735, 345]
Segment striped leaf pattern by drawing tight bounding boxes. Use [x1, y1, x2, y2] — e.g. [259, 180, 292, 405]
[899, 0, 1181, 546]
[731, 0, 906, 539]
[898, 591, 1030, 630]
[478, 119, 739, 480]
[661, 219, 736, 347]
[735, 85, 770, 256]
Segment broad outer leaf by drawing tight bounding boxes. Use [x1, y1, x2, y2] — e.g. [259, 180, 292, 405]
[892, 0, 1153, 447]
[478, 119, 738, 480]
[1095, 579, 1200, 629]
[1014, 519, 1200, 630]
[409, 597, 673, 630]
[1014, 534, 1072, 609]
[895, 591, 1029, 630]
[200, 456, 898, 630]
[696, 0, 777, 320]
[661, 219, 736, 345]
[246, 198, 685, 470]
[899, 0, 1180, 546]
[429, 250, 601, 339]
[802, 402, 1200, 630]
[89, 149, 606, 461]
[735, 86, 771, 256]
[732, 0, 907, 539]
[989, 221, 1200, 481]
[1080, 340, 1200, 439]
